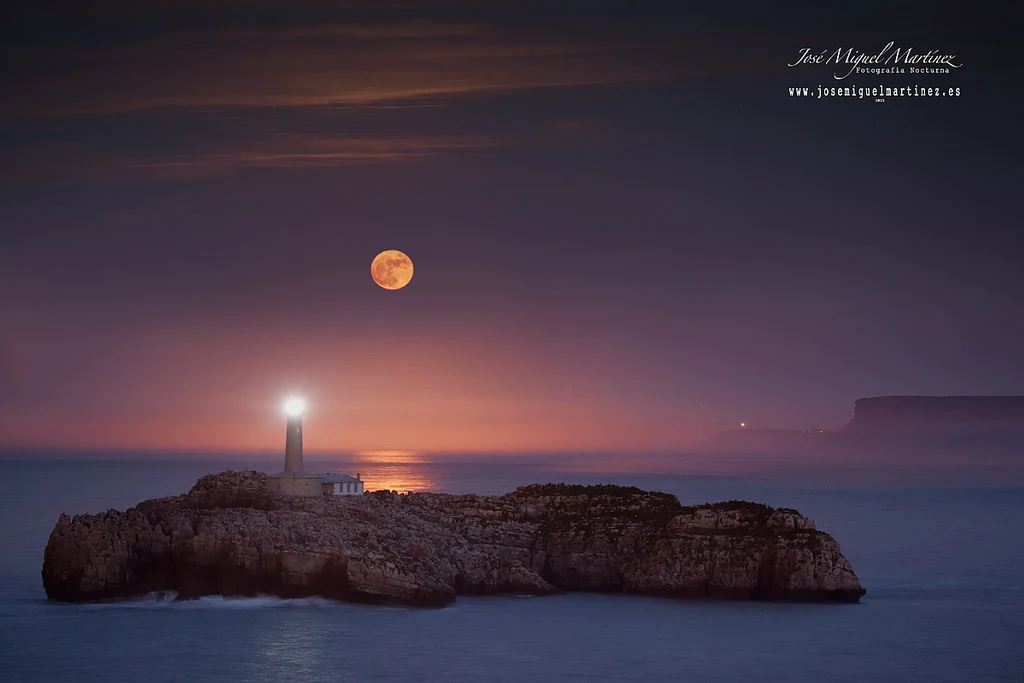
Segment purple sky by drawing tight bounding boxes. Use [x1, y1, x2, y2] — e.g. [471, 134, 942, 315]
[0, 1, 1020, 453]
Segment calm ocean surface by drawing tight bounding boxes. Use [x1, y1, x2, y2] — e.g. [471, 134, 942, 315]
[0, 455, 1021, 682]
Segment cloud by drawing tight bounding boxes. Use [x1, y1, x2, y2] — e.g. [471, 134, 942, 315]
[0, 6, 687, 180]
[131, 132, 504, 176]
[0, 132, 504, 183]
[3, 18, 679, 116]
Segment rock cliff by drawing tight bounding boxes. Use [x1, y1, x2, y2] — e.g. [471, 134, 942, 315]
[42, 471, 866, 607]
[848, 396, 1024, 427]
[818, 395, 1024, 460]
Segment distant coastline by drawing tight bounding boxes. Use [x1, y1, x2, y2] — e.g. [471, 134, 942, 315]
[711, 395, 1024, 457]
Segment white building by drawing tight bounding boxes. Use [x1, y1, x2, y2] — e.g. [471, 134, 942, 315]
[321, 473, 365, 496]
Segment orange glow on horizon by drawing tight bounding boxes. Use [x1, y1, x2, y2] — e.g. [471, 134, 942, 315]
[342, 453, 437, 492]
[354, 450, 422, 462]
[0, 319, 711, 454]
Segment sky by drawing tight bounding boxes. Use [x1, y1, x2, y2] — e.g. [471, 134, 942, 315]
[0, 1, 1020, 454]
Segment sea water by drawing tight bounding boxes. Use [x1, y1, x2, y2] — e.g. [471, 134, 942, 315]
[0, 456, 1021, 682]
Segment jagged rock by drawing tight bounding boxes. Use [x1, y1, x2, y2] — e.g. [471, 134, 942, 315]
[42, 472, 866, 606]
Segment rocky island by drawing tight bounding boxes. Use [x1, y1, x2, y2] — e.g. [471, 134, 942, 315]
[42, 471, 866, 606]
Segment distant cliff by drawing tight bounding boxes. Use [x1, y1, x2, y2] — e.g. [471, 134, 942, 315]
[847, 396, 1024, 428]
[42, 471, 866, 606]
[821, 395, 1024, 458]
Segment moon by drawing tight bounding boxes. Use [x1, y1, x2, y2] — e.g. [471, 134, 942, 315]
[371, 250, 414, 290]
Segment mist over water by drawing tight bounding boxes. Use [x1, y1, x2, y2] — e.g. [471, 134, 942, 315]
[0, 455, 1021, 681]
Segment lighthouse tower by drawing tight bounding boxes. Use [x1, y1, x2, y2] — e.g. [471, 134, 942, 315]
[265, 397, 322, 496]
[283, 397, 304, 473]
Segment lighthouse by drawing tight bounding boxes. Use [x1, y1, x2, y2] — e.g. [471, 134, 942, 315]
[265, 396, 321, 496]
[265, 396, 365, 498]
[283, 397, 305, 473]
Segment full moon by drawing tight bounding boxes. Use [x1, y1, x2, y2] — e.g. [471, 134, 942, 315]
[370, 250, 414, 290]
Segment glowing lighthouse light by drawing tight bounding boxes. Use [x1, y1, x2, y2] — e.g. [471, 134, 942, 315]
[284, 397, 306, 417]
[740, 422, 746, 428]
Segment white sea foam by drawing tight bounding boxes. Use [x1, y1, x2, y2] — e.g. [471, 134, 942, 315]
[77, 594, 339, 610]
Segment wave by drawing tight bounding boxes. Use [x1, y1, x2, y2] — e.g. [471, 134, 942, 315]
[75, 594, 341, 611]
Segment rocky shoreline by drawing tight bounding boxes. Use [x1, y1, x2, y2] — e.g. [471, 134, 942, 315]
[42, 471, 866, 606]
